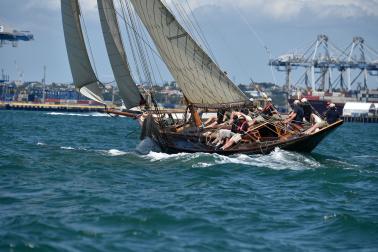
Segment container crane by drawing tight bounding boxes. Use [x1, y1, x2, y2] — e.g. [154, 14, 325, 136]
[0, 25, 34, 47]
[269, 35, 378, 93]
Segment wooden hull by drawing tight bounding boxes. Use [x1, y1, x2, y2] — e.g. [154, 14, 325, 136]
[145, 120, 344, 155]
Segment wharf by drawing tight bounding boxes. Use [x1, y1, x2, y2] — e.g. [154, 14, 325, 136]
[341, 115, 378, 123]
[0, 102, 108, 113]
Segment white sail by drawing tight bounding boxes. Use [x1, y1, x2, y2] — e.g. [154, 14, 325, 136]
[98, 0, 144, 108]
[61, 0, 105, 104]
[129, 0, 247, 106]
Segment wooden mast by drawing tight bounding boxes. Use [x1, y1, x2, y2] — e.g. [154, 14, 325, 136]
[184, 96, 202, 128]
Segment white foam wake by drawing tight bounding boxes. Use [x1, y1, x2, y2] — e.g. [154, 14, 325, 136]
[143, 148, 321, 170]
[135, 137, 161, 154]
[145, 151, 199, 162]
[105, 149, 129, 156]
[60, 146, 75, 150]
[59, 146, 128, 156]
[232, 149, 318, 170]
[221, 149, 321, 170]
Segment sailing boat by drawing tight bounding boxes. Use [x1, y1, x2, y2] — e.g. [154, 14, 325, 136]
[61, 0, 343, 155]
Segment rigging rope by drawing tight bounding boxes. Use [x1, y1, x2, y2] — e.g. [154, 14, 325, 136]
[114, 6, 201, 91]
[131, 5, 161, 86]
[183, 0, 218, 64]
[79, 4, 99, 79]
[123, 0, 166, 108]
[113, 7, 217, 101]
[168, 0, 218, 64]
[118, 0, 143, 83]
[231, 4, 278, 85]
[124, 0, 153, 86]
[162, 0, 248, 88]
[115, 0, 248, 105]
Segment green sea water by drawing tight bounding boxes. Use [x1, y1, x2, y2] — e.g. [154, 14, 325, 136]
[0, 110, 377, 251]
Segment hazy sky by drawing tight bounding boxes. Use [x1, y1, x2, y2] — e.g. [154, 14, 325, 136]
[1, 0, 378, 89]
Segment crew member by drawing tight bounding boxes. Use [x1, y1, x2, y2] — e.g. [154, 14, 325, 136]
[221, 115, 249, 150]
[262, 98, 277, 117]
[284, 100, 304, 125]
[304, 113, 327, 135]
[204, 108, 226, 129]
[324, 103, 339, 124]
[301, 98, 312, 122]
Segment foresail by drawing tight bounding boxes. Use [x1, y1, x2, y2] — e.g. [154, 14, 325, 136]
[98, 0, 144, 109]
[61, 0, 105, 104]
[129, 0, 248, 106]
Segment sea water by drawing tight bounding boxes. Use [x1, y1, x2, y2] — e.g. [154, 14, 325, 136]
[0, 110, 377, 251]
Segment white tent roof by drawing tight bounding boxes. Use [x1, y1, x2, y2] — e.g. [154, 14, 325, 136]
[343, 102, 375, 110]
[343, 102, 375, 116]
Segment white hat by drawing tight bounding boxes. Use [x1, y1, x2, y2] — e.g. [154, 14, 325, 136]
[293, 100, 300, 105]
[329, 103, 335, 108]
[301, 98, 308, 103]
[267, 98, 272, 102]
[249, 98, 254, 102]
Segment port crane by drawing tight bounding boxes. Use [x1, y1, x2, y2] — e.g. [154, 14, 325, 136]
[0, 69, 9, 83]
[0, 25, 34, 47]
[269, 35, 378, 93]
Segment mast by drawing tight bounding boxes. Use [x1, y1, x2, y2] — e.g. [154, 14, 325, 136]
[97, 0, 145, 109]
[61, 0, 105, 104]
[128, 0, 248, 107]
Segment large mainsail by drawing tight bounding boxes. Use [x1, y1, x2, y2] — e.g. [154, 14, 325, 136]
[61, 0, 105, 104]
[97, 0, 144, 108]
[129, 0, 248, 106]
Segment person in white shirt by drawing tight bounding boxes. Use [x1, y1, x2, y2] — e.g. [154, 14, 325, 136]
[304, 113, 327, 135]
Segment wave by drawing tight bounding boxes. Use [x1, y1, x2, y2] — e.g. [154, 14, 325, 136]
[36, 141, 128, 157]
[60, 146, 75, 150]
[103, 149, 129, 156]
[135, 137, 161, 154]
[145, 151, 199, 162]
[144, 148, 321, 171]
[353, 155, 378, 159]
[195, 149, 320, 170]
[59, 146, 126, 156]
[256, 148, 322, 170]
[36, 142, 90, 152]
[45, 112, 110, 117]
[324, 158, 360, 169]
[36, 139, 320, 171]
[323, 213, 337, 221]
